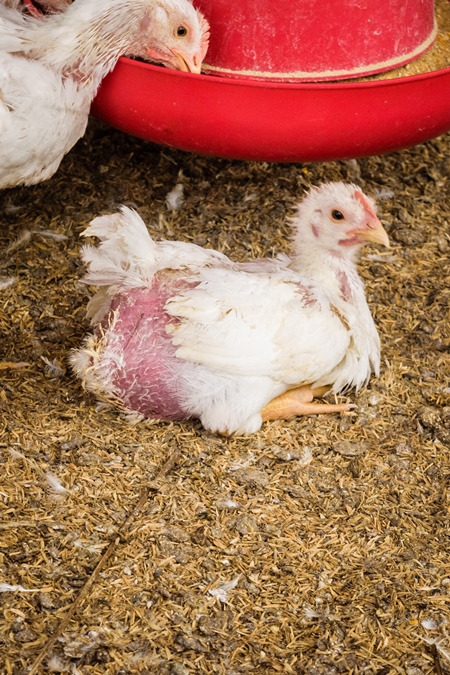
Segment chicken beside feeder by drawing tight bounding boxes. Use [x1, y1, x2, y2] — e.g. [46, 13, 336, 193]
[0, 0, 209, 189]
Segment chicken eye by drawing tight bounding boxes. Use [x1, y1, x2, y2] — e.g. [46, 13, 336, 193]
[331, 210, 345, 221]
[177, 25, 188, 37]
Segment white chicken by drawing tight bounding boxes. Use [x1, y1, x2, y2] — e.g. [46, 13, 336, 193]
[0, 0, 209, 188]
[71, 182, 389, 435]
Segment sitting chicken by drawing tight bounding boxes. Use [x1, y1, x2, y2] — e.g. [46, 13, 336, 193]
[71, 183, 389, 435]
[0, 0, 209, 188]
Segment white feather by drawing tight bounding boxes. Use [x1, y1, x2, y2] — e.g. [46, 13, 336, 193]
[0, 583, 40, 592]
[81, 206, 231, 322]
[9, 447, 25, 459]
[165, 183, 184, 211]
[41, 356, 66, 377]
[165, 267, 349, 384]
[0, 276, 16, 289]
[46, 473, 67, 493]
[208, 576, 240, 603]
[37, 230, 69, 241]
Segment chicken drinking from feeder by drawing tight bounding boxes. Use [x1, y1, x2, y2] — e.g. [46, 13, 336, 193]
[91, 0, 450, 162]
[0, 0, 210, 189]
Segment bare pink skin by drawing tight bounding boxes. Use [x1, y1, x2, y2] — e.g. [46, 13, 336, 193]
[91, 271, 322, 421]
[337, 270, 352, 302]
[23, 0, 71, 16]
[96, 274, 197, 420]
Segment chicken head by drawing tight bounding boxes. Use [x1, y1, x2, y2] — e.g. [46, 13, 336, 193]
[137, 0, 209, 74]
[291, 182, 389, 264]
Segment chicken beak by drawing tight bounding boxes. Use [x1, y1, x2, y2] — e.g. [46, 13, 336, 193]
[170, 48, 202, 74]
[348, 219, 390, 247]
[349, 189, 390, 247]
[359, 220, 390, 247]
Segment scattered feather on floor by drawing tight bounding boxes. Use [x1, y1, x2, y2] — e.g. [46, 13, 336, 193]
[374, 187, 395, 200]
[41, 356, 66, 378]
[45, 473, 67, 493]
[0, 583, 41, 593]
[208, 576, 240, 604]
[36, 230, 69, 242]
[165, 183, 185, 211]
[0, 276, 16, 289]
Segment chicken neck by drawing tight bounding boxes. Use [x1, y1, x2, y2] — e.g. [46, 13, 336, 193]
[23, 0, 148, 85]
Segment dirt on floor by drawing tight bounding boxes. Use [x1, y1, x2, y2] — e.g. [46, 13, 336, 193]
[0, 115, 449, 675]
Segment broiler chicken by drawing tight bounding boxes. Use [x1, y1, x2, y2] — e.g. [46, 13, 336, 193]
[71, 182, 390, 435]
[0, 0, 209, 188]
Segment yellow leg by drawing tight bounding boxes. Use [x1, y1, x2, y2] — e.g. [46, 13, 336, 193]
[261, 385, 353, 422]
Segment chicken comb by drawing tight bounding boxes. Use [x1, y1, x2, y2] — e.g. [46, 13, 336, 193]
[199, 12, 210, 61]
[354, 189, 377, 220]
[24, 0, 43, 17]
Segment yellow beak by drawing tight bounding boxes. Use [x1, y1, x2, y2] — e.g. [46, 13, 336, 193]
[357, 221, 390, 247]
[346, 219, 390, 247]
[170, 48, 202, 74]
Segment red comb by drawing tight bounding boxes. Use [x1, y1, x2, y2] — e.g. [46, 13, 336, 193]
[24, 0, 43, 18]
[199, 14, 210, 61]
[354, 190, 377, 220]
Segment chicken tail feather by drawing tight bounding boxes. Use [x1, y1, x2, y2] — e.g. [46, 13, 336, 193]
[81, 206, 159, 291]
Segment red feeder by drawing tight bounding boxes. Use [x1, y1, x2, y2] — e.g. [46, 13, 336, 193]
[91, 0, 450, 162]
[195, 0, 436, 82]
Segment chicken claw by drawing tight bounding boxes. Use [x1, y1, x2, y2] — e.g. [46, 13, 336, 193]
[261, 385, 354, 421]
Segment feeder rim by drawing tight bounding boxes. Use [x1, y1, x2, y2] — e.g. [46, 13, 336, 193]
[118, 57, 450, 89]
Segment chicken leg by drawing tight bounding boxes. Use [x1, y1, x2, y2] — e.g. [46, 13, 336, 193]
[261, 385, 353, 421]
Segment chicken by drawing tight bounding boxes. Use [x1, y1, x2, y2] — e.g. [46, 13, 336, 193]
[3, 0, 71, 17]
[0, 0, 209, 188]
[71, 182, 389, 435]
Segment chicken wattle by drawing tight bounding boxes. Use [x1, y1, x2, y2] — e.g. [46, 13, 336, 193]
[0, 0, 209, 188]
[71, 182, 390, 435]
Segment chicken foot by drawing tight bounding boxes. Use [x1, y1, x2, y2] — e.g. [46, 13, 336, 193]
[261, 385, 353, 421]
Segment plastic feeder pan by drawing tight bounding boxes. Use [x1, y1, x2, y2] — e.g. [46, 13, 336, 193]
[194, 0, 436, 82]
[91, 60, 450, 163]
